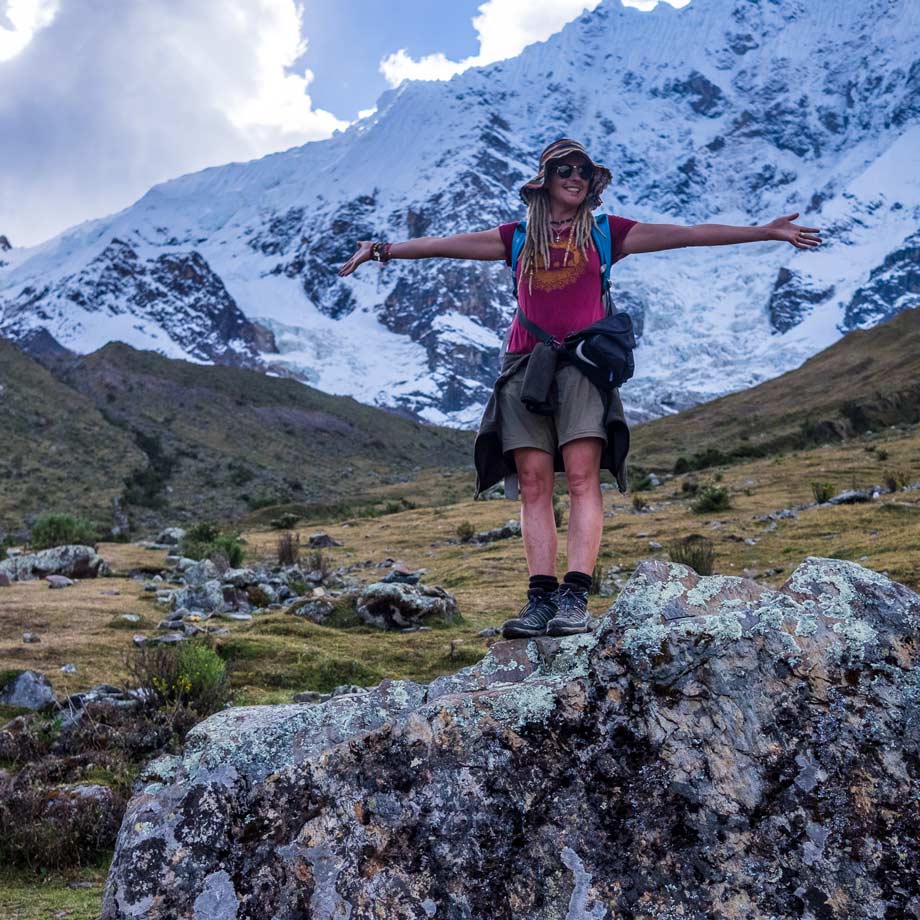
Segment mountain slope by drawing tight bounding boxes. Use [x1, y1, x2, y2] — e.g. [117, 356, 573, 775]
[1, 0, 919, 425]
[0, 338, 145, 535]
[630, 306, 920, 471]
[0, 339, 472, 535]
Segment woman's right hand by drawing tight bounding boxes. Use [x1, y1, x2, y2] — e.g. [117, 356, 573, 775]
[337, 240, 374, 277]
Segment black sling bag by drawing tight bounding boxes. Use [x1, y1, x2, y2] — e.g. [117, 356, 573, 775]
[515, 307, 637, 392]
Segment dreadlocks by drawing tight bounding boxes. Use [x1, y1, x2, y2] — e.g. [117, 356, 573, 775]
[518, 190, 601, 296]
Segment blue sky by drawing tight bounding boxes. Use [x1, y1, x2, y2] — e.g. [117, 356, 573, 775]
[0, 0, 688, 246]
[298, 1, 482, 119]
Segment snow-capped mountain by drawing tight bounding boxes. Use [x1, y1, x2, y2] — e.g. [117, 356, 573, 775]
[2, 0, 919, 426]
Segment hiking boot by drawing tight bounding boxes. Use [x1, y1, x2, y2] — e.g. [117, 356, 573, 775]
[546, 583, 592, 636]
[501, 588, 558, 639]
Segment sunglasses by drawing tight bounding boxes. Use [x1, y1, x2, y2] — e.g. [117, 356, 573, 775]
[550, 162, 594, 181]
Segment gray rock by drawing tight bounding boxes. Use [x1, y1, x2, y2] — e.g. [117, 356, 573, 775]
[381, 567, 425, 585]
[22, 632, 40, 643]
[0, 670, 56, 709]
[103, 558, 920, 919]
[0, 544, 108, 582]
[221, 567, 258, 587]
[289, 597, 336, 624]
[308, 532, 343, 548]
[356, 581, 459, 629]
[477, 626, 501, 637]
[156, 527, 186, 546]
[46, 574, 75, 589]
[0, 571, 10, 587]
[292, 690, 329, 704]
[120, 613, 141, 624]
[183, 559, 220, 587]
[826, 487, 881, 505]
[471, 519, 522, 544]
[59, 663, 77, 674]
[172, 579, 226, 613]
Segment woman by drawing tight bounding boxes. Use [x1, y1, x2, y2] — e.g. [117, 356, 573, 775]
[337, 138, 821, 640]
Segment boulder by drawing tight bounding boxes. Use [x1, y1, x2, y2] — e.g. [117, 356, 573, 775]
[0, 571, 10, 587]
[0, 670, 57, 709]
[288, 596, 336, 624]
[155, 527, 186, 546]
[308, 532, 342, 548]
[182, 559, 219, 587]
[0, 544, 108, 582]
[356, 581, 459, 629]
[102, 558, 920, 920]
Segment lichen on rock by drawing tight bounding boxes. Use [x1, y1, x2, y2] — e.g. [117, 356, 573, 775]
[102, 557, 920, 920]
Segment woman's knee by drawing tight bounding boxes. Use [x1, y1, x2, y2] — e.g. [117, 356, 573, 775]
[566, 466, 601, 498]
[516, 456, 554, 505]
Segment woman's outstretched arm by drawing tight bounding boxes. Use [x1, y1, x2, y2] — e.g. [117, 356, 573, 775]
[337, 228, 506, 277]
[621, 211, 822, 255]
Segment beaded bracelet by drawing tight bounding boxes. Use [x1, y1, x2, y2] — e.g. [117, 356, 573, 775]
[371, 241, 392, 263]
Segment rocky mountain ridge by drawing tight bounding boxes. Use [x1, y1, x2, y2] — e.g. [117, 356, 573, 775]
[2, 0, 919, 425]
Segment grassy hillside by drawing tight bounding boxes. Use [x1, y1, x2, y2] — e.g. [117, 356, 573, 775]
[630, 307, 920, 472]
[0, 340, 473, 535]
[0, 339, 145, 535]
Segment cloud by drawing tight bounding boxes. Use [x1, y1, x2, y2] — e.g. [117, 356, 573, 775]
[0, 0, 58, 62]
[379, 0, 690, 86]
[0, 0, 348, 247]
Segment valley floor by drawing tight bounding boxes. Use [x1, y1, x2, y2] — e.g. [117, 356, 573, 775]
[1, 423, 918, 916]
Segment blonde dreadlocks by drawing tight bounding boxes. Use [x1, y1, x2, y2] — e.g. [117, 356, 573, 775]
[518, 190, 601, 296]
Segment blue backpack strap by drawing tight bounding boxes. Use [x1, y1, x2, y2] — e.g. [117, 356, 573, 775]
[591, 213, 613, 294]
[509, 220, 527, 298]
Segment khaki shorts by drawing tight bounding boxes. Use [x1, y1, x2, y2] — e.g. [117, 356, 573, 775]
[498, 361, 607, 456]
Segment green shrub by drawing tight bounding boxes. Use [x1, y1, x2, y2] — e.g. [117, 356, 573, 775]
[669, 534, 715, 575]
[29, 512, 99, 550]
[691, 485, 731, 514]
[456, 521, 475, 542]
[874, 448, 889, 461]
[631, 494, 649, 512]
[681, 478, 700, 496]
[130, 640, 229, 717]
[180, 523, 244, 567]
[811, 481, 835, 504]
[673, 457, 691, 475]
[270, 512, 300, 530]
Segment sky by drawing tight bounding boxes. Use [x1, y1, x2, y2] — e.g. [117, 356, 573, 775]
[0, 0, 690, 248]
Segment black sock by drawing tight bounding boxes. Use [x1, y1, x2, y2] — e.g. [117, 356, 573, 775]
[563, 570, 592, 592]
[529, 574, 558, 594]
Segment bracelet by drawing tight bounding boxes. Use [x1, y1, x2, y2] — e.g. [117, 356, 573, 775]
[371, 241, 393, 263]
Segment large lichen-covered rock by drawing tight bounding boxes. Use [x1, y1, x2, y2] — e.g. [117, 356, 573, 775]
[356, 580, 459, 629]
[0, 544, 109, 581]
[102, 558, 920, 919]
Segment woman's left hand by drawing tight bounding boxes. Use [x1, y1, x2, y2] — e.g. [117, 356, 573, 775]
[766, 212, 823, 250]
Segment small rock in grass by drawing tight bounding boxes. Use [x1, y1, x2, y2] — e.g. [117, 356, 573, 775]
[649, 541, 662, 550]
[60, 663, 77, 674]
[309, 532, 343, 548]
[477, 627, 501, 637]
[132, 635, 147, 647]
[22, 632, 41, 643]
[47, 575, 74, 589]
[120, 613, 141, 623]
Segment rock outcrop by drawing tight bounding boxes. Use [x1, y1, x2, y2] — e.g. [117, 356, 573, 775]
[0, 545, 108, 581]
[102, 557, 920, 919]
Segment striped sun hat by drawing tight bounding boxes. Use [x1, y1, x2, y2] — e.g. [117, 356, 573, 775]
[519, 138, 613, 208]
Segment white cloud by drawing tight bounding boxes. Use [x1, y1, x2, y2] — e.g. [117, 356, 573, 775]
[0, 0, 347, 247]
[0, 0, 58, 62]
[379, 0, 691, 86]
